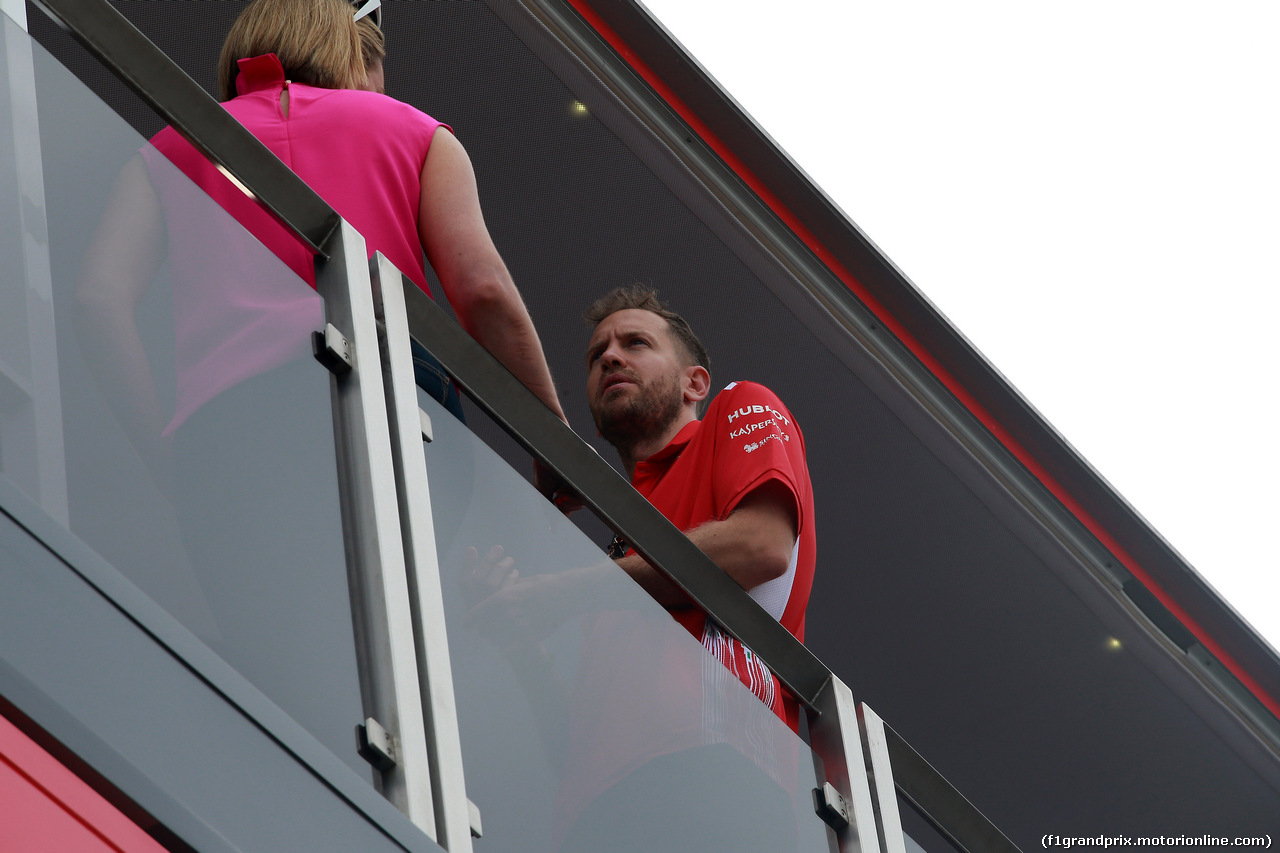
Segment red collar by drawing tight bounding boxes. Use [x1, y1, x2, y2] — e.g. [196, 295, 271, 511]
[632, 419, 701, 481]
[235, 54, 286, 97]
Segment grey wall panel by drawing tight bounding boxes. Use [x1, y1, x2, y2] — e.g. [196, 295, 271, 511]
[0, 480, 442, 853]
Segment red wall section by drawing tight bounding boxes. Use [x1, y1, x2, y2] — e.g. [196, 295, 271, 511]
[0, 714, 167, 853]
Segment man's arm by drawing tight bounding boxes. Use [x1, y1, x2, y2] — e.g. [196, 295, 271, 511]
[418, 127, 566, 422]
[616, 479, 798, 607]
[464, 481, 796, 669]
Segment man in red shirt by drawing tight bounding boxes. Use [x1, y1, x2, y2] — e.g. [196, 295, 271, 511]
[583, 285, 817, 724]
[464, 286, 817, 850]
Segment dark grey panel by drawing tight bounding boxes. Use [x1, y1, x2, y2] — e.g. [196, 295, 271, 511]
[0, 478, 441, 853]
[579, 0, 1280, 713]
[884, 722, 1020, 853]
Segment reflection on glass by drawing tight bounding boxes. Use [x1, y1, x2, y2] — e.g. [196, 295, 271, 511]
[0, 20, 367, 780]
[420, 392, 832, 852]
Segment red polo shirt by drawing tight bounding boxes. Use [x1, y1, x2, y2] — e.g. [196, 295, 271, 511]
[553, 382, 816, 843]
[627, 381, 816, 721]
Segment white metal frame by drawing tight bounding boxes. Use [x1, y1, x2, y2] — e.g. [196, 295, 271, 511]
[371, 252, 473, 852]
[314, 222, 439, 838]
[1, 0, 25, 30]
[861, 703, 908, 853]
[808, 675, 884, 853]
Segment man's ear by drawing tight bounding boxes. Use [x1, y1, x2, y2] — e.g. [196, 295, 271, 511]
[683, 365, 710, 405]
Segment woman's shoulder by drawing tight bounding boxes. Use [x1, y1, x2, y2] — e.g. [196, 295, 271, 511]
[302, 85, 442, 129]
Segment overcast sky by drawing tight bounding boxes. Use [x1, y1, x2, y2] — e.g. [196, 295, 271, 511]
[640, 0, 1280, 649]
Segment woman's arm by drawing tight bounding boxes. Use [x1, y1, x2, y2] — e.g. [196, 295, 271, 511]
[75, 154, 171, 493]
[417, 128, 566, 423]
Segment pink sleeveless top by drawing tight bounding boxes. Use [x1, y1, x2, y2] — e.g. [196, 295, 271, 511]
[142, 54, 448, 432]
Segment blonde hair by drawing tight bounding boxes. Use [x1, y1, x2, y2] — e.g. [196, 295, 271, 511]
[218, 0, 366, 101]
[357, 17, 384, 69]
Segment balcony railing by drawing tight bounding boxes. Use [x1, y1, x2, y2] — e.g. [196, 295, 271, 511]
[1, 1, 1020, 851]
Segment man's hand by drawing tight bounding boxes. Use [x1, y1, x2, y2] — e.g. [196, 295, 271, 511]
[533, 460, 585, 514]
[459, 546, 577, 763]
[460, 544, 518, 607]
[612, 479, 799, 606]
[461, 545, 579, 649]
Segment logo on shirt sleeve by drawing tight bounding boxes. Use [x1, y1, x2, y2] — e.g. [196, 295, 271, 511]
[743, 432, 787, 453]
[726, 403, 790, 426]
[726, 401, 792, 449]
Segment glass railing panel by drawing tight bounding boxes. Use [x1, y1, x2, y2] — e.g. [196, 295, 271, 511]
[0, 15, 368, 781]
[905, 834, 933, 853]
[419, 391, 833, 852]
[898, 792, 963, 853]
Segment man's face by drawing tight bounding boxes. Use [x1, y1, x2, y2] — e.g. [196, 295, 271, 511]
[586, 309, 688, 449]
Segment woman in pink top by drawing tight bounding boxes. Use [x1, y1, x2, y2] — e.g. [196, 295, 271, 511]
[70, 0, 565, 750]
[78, 0, 566, 485]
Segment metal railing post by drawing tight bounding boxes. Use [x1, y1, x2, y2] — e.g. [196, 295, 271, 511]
[314, 222, 439, 838]
[860, 703, 907, 853]
[807, 675, 883, 853]
[370, 254, 474, 852]
[1, 0, 25, 30]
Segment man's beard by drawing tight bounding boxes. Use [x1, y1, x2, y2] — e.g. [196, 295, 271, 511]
[591, 371, 684, 455]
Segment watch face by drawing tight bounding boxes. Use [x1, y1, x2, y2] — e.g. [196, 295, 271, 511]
[607, 535, 630, 560]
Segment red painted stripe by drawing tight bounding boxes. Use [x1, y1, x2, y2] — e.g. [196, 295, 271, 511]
[564, 0, 1280, 719]
[1, 754, 130, 853]
[0, 715, 162, 852]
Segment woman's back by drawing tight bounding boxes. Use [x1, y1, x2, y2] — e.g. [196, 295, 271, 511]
[148, 52, 445, 291]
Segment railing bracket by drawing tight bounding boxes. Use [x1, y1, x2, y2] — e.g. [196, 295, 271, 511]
[418, 407, 433, 443]
[356, 717, 396, 771]
[814, 781, 851, 830]
[313, 323, 353, 374]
